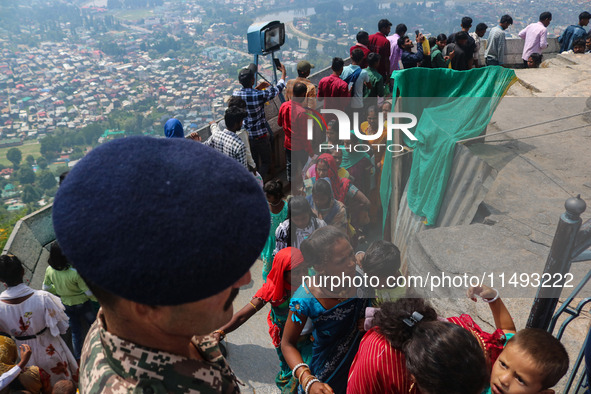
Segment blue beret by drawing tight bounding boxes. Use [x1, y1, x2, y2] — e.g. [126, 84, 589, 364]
[52, 136, 270, 306]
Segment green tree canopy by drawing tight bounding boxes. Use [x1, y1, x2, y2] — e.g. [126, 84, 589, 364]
[17, 167, 36, 185]
[38, 170, 57, 190]
[6, 148, 22, 168]
[22, 185, 41, 205]
[36, 157, 48, 170]
[25, 155, 35, 165]
[53, 166, 69, 179]
[40, 135, 61, 162]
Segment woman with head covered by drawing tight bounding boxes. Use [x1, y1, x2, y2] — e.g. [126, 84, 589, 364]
[163, 118, 184, 138]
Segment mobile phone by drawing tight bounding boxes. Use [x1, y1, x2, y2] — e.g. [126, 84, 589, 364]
[273, 58, 282, 69]
[415, 30, 420, 37]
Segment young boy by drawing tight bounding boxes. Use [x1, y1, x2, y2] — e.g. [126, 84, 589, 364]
[573, 38, 587, 54]
[364, 52, 385, 98]
[488, 328, 569, 394]
[562, 38, 587, 54]
[357, 240, 405, 303]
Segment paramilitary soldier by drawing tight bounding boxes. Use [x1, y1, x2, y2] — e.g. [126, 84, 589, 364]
[52, 136, 271, 393]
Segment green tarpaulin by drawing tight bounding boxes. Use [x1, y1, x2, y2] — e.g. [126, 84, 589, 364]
[380, 66, 517, 228]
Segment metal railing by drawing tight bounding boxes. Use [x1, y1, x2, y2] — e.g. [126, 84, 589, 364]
[527, 196, 591, 393]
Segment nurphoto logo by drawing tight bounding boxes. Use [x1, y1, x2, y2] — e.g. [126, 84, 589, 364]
[306, 109, 419, 153]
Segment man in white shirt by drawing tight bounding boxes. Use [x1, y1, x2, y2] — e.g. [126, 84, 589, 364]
[470, 23, 488, 67]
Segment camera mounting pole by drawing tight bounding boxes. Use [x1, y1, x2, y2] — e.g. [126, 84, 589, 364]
[247, 21, 286, 102]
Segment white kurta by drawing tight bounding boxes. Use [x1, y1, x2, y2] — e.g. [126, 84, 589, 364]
[0, 285, 78, 386]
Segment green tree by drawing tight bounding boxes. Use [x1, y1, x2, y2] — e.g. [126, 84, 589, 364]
[44, 186, 58, 198]
[37, 157, 48, 170]
[6, 148, 22, 168]
[25, 155, 35, 165]
[42, 150, 58, 163]
[53, 166, 70, 178]
[70, 151, 84, 161]
[81, 123, 103, 145]
[308, 38, 318, 52]
[17, 167, 36, 185]
[22, 185, 40, 204]
[38, 170, 57, 190]
[40, 135, 61, 162]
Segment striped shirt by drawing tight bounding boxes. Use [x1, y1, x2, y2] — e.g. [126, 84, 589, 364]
[233, 79, 285, 138]
[204, 123, 247, 169]
[347, 328, 417, 394]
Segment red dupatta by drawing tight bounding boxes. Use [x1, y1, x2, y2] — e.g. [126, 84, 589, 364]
[254, 247, 305, 347]
[315, 153, 351, 203]
[254, 247, 304, 307]
[447, 314, 507, 369]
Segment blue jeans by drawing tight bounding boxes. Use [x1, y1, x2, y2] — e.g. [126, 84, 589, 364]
[64, 301, 97, 360]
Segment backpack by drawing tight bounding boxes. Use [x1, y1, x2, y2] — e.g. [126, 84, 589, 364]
[343, 67, 362, 91]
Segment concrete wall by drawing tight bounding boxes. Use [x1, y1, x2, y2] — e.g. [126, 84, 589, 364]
[2, 204, 54, 291]
[491, 37, 560, 66]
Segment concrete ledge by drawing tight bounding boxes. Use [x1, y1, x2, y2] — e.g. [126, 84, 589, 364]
[502, 37, 560, 66]
[406, 223, 547, 299]
[2, 204, 54, 290]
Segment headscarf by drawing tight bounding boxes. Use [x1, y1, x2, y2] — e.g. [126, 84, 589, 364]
[0, 283, 34, 300]
[340, 131, 371, 169]
[254, 247, 304, 307]
[164, 118, 184, 138]
[307, 178, 340, 225]
[315, 153, 351, 203]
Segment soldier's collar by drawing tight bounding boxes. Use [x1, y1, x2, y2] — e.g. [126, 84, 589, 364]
[96, 312, 242, 390]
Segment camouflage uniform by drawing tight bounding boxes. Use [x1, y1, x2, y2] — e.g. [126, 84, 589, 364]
[80, 312, 241, 393]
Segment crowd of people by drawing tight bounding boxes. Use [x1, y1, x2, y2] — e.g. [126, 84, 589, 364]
[216, 223, 570, 394]
[1, 11, 589, 394]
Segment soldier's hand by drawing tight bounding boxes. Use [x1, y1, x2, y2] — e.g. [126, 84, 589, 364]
[212, 330, 225, 342]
